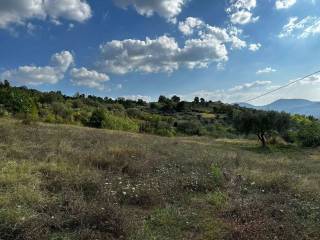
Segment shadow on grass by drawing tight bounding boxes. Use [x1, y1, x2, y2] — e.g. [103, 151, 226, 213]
[241, 144, 301, 155]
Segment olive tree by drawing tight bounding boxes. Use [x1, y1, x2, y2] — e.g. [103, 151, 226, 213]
[233, 110, 290, 147]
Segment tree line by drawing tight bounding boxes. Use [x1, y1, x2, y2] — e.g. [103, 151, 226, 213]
[0, 80, 319, 147]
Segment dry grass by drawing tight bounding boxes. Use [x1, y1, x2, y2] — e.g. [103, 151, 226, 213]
[0, 118, 319, 240]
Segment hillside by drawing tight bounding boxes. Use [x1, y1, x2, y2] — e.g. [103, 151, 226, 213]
[239, 99, 320, 118]
[0, 118, 319, 240]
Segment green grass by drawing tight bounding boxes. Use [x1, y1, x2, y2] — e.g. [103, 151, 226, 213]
[0, 118, 319, 239]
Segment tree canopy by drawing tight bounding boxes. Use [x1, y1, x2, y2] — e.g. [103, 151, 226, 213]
[233, 110, 291, 146]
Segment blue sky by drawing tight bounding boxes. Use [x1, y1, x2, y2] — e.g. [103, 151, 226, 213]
[1, 0, 320, 105]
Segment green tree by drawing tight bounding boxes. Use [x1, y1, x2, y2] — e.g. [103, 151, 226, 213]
[158, 95, 168, 103]
[4, 80, 10, 88]
[297, 121, 320, 147]
[88, 109, 107, 129]
[7, 90, 35, 114]
[171, 95, 181, 103]
[233, 110, 290, 147]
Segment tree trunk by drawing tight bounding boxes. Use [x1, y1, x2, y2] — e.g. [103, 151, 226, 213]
[257, 133, 267, 147]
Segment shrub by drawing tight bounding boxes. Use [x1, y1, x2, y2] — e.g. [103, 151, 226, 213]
[88, 109, 107, 129]
[177, 121, 202, 135]
[0, 105, 8, 117]
[233, 110, 290, 147]
[140, 120, 175, 137]
[211, 164, 224, 188]
[51, 102, 73, 122]
[140, 207, 185, 240]
[103, 113, 139, 132]
[298, 122, 320, 147]
[206, 191, 228, 209]
[87, 109, 139, 132]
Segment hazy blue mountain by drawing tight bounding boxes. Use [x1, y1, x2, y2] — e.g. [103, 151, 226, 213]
[238, 99, 320, 118]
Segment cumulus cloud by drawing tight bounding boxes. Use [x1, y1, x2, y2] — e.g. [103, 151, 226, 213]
[121, 95, 152, 102]
[179, 79, 273, 104]
[229, 80, 272, 91]
[230, 10, 259, 25]
[178, 17, 203, 35]
[99, 36, 180, 74]
[256, 67, 277, 74]
[1, 51, 74, 85]
[70, 67, 110, 90]
[178, 17, 261, 52]
[279, 16, 320, 39]
[0, 0, 92, 29]
[98, 35, 228, 75]
[299, 74, 320, 85]
[98, 15, 262, 75]
[227, 0, 259, 25]
[51, 51, 75, 72]
[275, 0, 297, 9]
[248, 43, 261, 51]
[113, 0, 188, 22]
[180, 75, 320, 105]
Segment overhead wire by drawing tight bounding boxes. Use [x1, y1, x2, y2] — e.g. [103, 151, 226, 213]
[244, 70, 320, 103]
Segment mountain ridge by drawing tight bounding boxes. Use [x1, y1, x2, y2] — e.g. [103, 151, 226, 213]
[238, 99, 320, 118]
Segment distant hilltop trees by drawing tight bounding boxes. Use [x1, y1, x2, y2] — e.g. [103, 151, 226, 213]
[0, 80, 319, 147]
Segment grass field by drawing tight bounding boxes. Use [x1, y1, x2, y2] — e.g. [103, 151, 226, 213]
[0, 118, 319, 240]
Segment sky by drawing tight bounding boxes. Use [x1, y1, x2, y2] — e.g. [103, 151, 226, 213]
[1, 0, 320, 105]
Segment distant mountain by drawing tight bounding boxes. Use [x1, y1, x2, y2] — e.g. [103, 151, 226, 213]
[238, 99, 320, 118]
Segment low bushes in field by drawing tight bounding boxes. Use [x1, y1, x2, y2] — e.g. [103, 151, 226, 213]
[87, 109, 139, 132]
[297, 122, 320, 147]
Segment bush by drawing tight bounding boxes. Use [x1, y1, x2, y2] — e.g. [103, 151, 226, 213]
[88, 109, 107, 129]
[88, 109, 139, 132]
[103, 113, 139, 132]
[177, 121, 202, 135]
[206, 191, 228, 209]
[211, 164, 224, 188]
[298, 122, 320, 147]
[0, 105, 8, 117]
[140, 120, 176, 137]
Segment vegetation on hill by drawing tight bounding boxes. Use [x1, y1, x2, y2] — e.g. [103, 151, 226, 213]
[0, 119, 319, 240]
[1, 80, 319, 147]
[0, 80, 320, 239]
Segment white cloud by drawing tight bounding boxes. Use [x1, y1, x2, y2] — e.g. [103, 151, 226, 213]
[228, 0, 257, 10]
[227, 0, 259, 25]
[229, 80, 272, 91]
[99, 36, 180, 74]
[113, 0, 188, 22]
[279, 16, 320, 39]
[116, 84, 123, 89]
[98, 15, 262, 75]
[44, 0, 92, 22]
[275, 0, 297, 9]
[230, 10, 259, 25]
[51, 51, 75, 72]
[2, 66, 64, 85]
[98, 35, 228, 75]
[248, 43, 261, 51]
[70, 67, 110, 90]
[180, 80, 273, 103]
[178, 17, 204, 35]
[1, 50, 73, 85]
[180, 74, 320, 105]
[122, 95, 152, 102]
[0, 0, 92, 29]
[256, 67, 277, 74]
[300, 74, 320, 85]
[178, 18, 260, 51]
